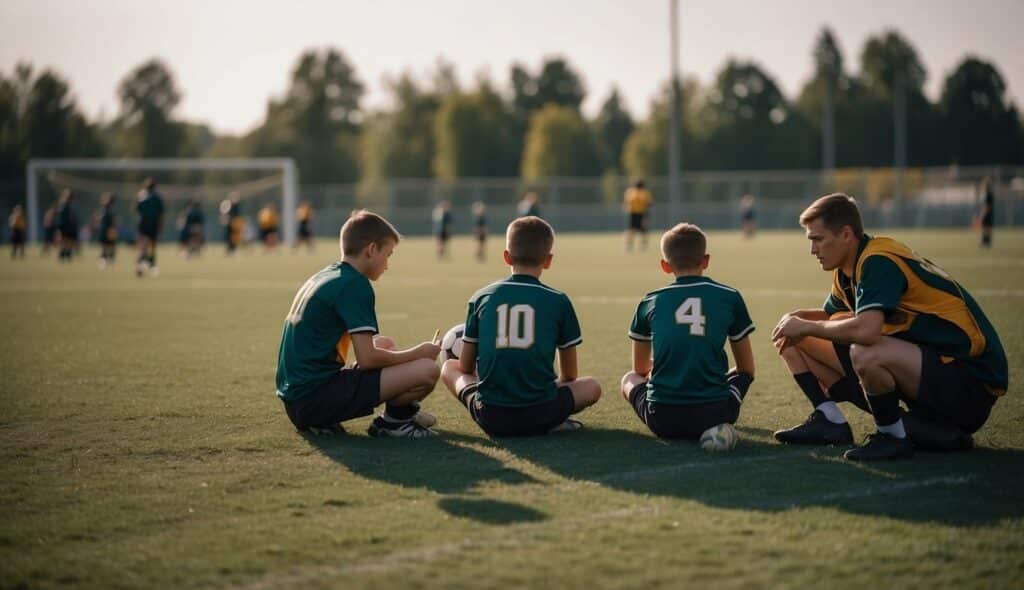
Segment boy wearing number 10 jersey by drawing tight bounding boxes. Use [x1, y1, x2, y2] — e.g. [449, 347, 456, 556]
[441, 216, 602, 436]
[621, 223, 757, 439]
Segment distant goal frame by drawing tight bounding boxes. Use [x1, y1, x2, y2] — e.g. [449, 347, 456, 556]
[26, 157, 299, 245]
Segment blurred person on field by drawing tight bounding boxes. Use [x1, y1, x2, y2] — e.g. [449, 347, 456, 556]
[623, 179, 653, 252]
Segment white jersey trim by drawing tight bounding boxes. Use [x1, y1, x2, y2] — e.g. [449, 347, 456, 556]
[728, 324, 756, 341]
[557, 336, 583, 349]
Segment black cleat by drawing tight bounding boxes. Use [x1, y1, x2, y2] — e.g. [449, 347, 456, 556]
[901, 410, 973, 452]
[844, 432, 914, 461]
[774, 410, 854, 446]
[367, 416, 437, 438]
[299, 423, 346, 436]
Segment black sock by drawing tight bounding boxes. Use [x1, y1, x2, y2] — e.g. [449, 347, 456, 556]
[828, 377, 870, 412]
[794, 372, 828, 407]
[727, 370, 754, 401]
[866, 391, 901, 426]
[384, 401, 418, 422]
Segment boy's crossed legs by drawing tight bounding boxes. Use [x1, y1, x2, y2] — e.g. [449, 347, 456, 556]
[440, 360, 601, 436]
[620, 371, 742, 439]
[289, 336, 440, 437]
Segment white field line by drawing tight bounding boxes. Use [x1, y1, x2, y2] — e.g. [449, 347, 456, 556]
[810, 474, 975, 502]
[232, 455, 978, 589]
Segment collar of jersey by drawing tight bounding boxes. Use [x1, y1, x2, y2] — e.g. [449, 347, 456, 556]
[848, 233, 873, 283]
[508, 273, 542, 285]
[672, 274, 707, 285]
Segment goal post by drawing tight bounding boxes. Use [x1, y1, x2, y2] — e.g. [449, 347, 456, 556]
[26, 158, 299, 245]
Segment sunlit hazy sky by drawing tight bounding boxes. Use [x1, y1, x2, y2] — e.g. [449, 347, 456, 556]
[2, 0, 1021, 135]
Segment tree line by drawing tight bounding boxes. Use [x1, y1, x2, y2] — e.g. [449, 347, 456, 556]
[1, 27, 1021, 187]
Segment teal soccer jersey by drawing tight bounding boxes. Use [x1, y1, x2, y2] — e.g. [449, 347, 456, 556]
[629, 275, 755, 404]
[464, 274, 582, 407]
[276, 262, 379, 402]
[137, 191, 164, 224]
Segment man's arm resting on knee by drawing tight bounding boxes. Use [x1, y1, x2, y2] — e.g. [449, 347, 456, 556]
[775, 310, 884, 346]
[351, 333, 439, 369]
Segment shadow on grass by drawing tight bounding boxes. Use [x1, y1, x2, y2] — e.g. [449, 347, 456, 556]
[301, 430, 548, 525]
[437, 497, 547, 525]
[480, 425, 1024, 527]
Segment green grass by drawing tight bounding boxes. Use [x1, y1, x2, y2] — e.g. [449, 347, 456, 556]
[2, 229, 1023, 589]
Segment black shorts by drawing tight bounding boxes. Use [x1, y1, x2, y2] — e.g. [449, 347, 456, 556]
[628, 213, 646, 231]
[981, 215, 993, 228]
[911, 347, 995, 433]
[260, 228, 278, 241]
[138, 223, 159, 240]
[11, 229, 25, 245]
[299, 222, 312, 238]
[629, 383, 740, 439]
[282, 368, 382, 429]
[458, 383, 575, 437]
[474, 227, 486, 242]
[436, 230, 451, 242]
[834, 342, 994, 433]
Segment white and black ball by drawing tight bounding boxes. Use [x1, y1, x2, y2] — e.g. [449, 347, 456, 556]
[441, 323, 465, 361]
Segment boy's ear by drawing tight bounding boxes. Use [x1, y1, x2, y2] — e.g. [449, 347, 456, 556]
[542, 253, 553, 269]
[701, 253, 710, 269]
[660, 259, 674, 274]
[502, 250, 514, 266]
[364, 242, 378, 257]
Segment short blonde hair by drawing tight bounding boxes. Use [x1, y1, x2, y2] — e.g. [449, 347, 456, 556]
[661, 223, 707, 270]
[340, 210, 402, 256]
[506, 216, 554, 266]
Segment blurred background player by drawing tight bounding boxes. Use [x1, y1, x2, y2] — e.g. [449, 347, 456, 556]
[740, 194, 757, 238]
[295, 200, 314, 252]
[220, 192, 243, 255]
[96, 193, 117, 267]
[55, 189, 79, 263]
[975, 177, 994, 248]
[623, 179, 653, 252]
[8, 204, 26, 259]
[258, 202, 280, 252]
[472, 201, 487, 261]
[135, 178, 165, 277]
[432, 200, 453, 259]
[41, 204, 56, 255]
[516, 191, 541, 218]
[179, 199, 205, 258]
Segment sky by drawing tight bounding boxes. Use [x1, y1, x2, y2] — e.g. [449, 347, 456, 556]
[1, 0, 1021, 136]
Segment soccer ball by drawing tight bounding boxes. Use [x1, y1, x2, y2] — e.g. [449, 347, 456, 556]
[700, 423, 738, 452]
[441, 323, 465, 361]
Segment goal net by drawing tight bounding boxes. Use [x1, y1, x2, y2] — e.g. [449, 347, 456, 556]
[26, 158, 299, 245]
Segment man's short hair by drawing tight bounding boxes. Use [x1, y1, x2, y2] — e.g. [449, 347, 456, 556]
[799, 193, 863, 238]
[506, 216, 554, 266]
[661, 222, 707, 270]
[340, 210, 402, 256]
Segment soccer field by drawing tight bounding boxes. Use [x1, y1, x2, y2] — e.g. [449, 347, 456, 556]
[2, 229, 1023, 589]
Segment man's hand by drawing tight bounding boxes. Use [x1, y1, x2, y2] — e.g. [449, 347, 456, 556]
[771, 314, 814, 344]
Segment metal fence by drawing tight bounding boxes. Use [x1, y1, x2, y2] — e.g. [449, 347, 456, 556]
[3, 164, 1023, 242]
[300, 165, 1024, 237]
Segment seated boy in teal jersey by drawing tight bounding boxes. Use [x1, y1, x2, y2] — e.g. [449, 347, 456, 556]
[276, 210, 442, 438]
[621, 223, 756, 439]
[440, 216, 602, 436]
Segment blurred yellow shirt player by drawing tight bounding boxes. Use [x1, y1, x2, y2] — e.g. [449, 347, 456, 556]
[624, 180, 653, 252]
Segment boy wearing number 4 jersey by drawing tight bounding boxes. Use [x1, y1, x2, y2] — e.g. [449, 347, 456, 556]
[276, 210, 442, 438]
[441, 216, 602, 436]
[622, 223, 757, 439]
